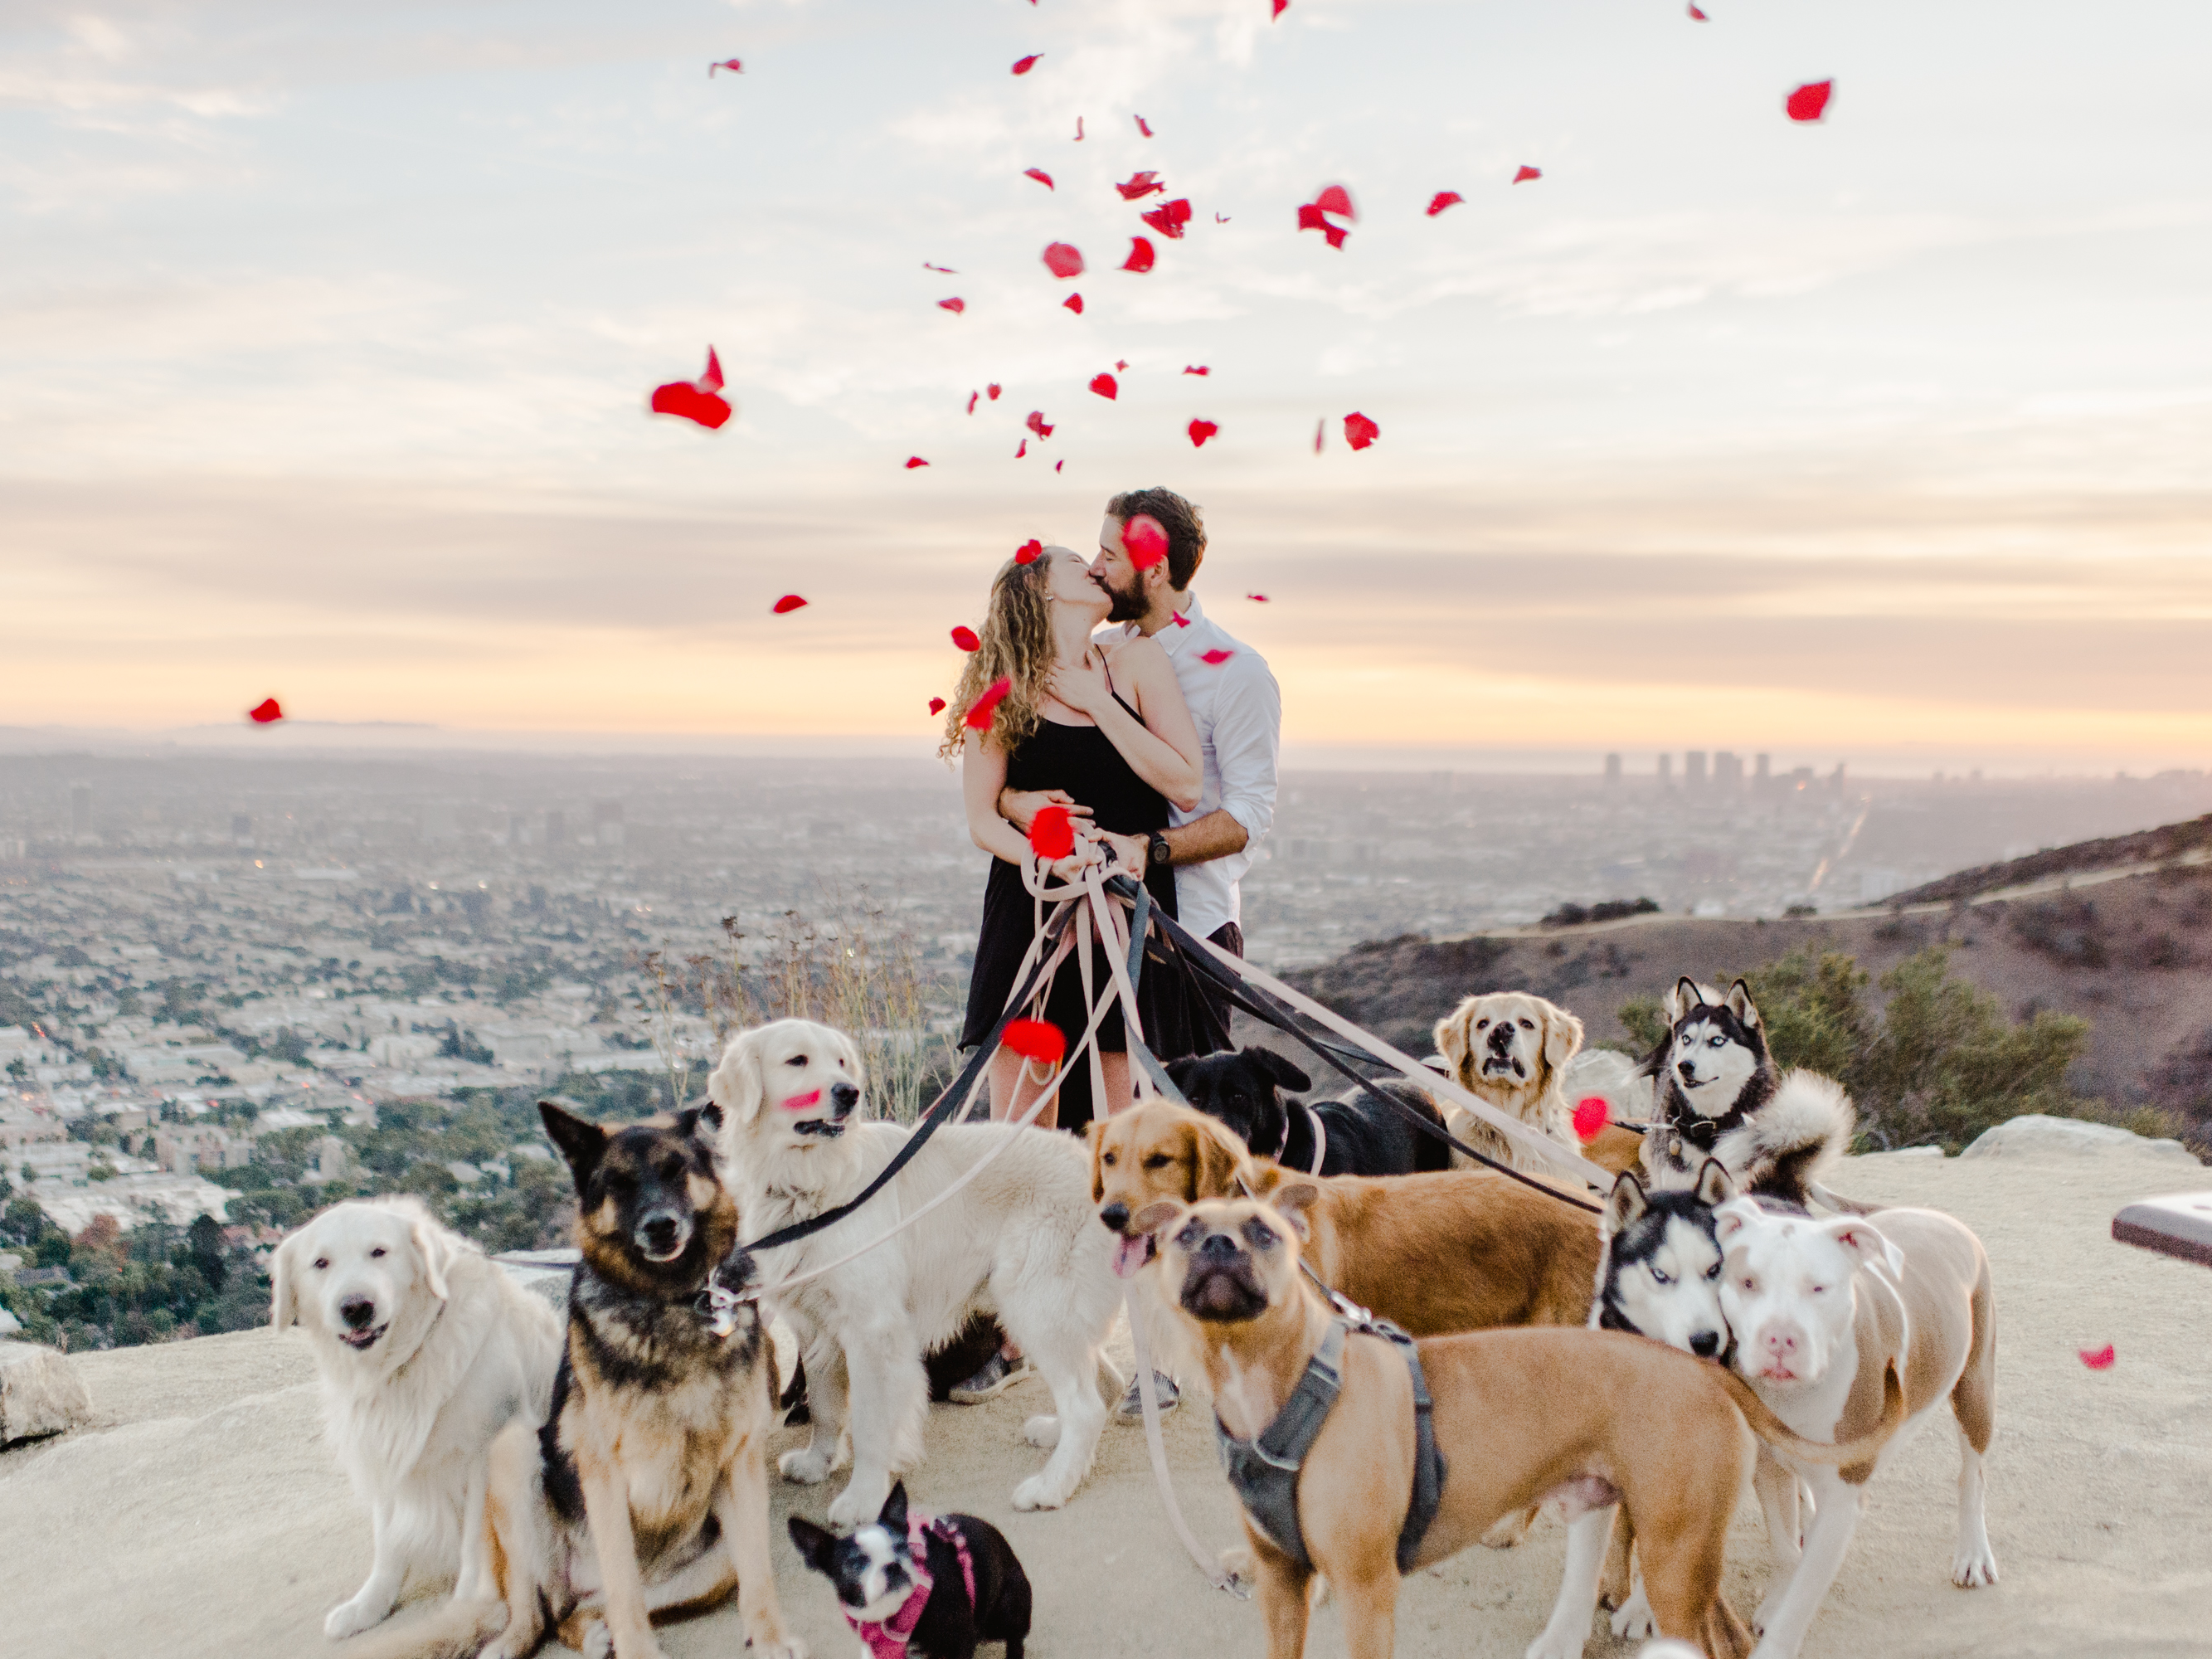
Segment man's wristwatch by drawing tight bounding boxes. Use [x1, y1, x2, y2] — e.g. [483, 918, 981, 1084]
[1147, 831, 1173, 868]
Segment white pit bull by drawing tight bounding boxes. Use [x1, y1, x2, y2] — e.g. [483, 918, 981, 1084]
[1715, 1199, 1999, 1659]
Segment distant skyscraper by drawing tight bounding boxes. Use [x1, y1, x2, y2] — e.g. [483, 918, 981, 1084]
[1603, 752, 1621, 785]
[1685, 751, 1709, 787]
[593, 800, 625, 848]
[1715, 752, 1743, 786]
[1754, 753, 1772, 786]
[1830, 762, 1848, 793]
[1657, 754, 1673, 785]
[70, 784, 91, 834]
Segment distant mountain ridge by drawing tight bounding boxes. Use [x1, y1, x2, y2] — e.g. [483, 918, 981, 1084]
[1886, 812, 2212, 906]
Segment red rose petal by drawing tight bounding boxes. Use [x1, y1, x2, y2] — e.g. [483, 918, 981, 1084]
[1123, 514, 1169, 570]
[1573, 1096, 1611, 1142]
[1012, 54, 1043, 75]
[1247, 593, 1270, 602]
[905, 455, 930, 469]
[938, 297, 965, 314]
[649, 381, 733, 430]
[709, 59, 742, 76]
[1183, 364, 1209, 376]
[1026, 410, 1053, 438]
[965, 674, 1013, 730]
[950, 625, 980, 652]
[1200, 649, 1234, 665]
[1135, 114, 1154, 138]
[1003, 1017, 1066, 1064]
[1170, 612, 1189, 628]
[1054, 460, 1063, 473]
[1787, 80, 1834, 122]
[1029, 805, 1076, 859]
[967, 392, 979, 415]
[1689, 2, 1709, 16]
[1116, 359, 1128, 371]
[1015, 538, 1043, 563]
[925, 262, 956, 274]
[928, 697, 947, 716]
[1188, 418, 1218, 448]
[1273, 0, 1290, 16]
[772, 594, 808, 614]
[1314, 184, 1354, 220]
[698, 347, 725, 393]
[2079, 1345, 2116, 1370]
[1140, 198, 1192, 240]
[1089, 372, 1118, 400]
[1043, 241, 1085, 279]
[1343, 411, 1379, 450]
[1116, 170, 1165, 201]
[1513, 164, 1542, 183]
[1296, 202, 1349, 249]
[1024, 167, 1054, 189]
[1427, 191, 1464, 216]
[1016, 439, 1028, 458]
[1314, 416, 1325, 453]
[1074, 116, 1084, 141]
[1063, 292, 1083, 314]
[1215, 212, 1230, 223]
[248, 697, 284, 724]
[987, 383, 1002, 401]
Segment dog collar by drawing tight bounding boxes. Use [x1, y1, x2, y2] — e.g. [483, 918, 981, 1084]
[842, 1514, 976, 1659]
[1270, 1102, 1329, 1175]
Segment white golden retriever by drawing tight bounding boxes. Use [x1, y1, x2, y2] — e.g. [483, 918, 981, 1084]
[1432, 990, 1586, 1172]
[271, 1196, 562, 1638]
[708, 1019, 1121, 1523]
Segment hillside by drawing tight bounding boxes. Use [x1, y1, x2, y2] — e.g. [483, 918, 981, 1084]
[1285, 852, 2212, 1151]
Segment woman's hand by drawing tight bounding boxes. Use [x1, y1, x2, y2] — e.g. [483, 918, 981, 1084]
[999, 786, 1093, 836]
[1046, 657, 1112, 718]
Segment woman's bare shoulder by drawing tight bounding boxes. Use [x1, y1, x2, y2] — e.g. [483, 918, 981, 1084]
[1102, 630, 1169, 670]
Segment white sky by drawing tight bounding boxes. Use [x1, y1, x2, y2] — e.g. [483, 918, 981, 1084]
[4, 0, 2210, 771]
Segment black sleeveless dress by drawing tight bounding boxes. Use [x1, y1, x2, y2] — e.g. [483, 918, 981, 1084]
[960, 695, 1217, 1126]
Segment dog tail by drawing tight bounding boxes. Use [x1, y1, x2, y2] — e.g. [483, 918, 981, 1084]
[1716, 1070, 1854, 1208]
[1715, 1361, 1908, 1468]
[334, 1598, 508, 1659]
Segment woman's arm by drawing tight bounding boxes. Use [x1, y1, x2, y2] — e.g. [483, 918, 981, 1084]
[964, 731, 1095, 872]
[1050, 639, 1203, 810]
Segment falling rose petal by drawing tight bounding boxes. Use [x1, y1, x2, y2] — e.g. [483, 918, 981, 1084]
[987, 382, 1002, 401]
[929, 697, 947, 716]
[937, 297, 965, 314]
[1183, 364, 1210, 377]
[1063, 292, 1083, 314]
[1116, 359, 1128, 371]
[967, 392, 979, 415]
[950, 625, 980, 652]
[1274, 0, 1290, 15]
[1121, 236, 1156, 273]
[1016, 439, 1028, 458]
[649, 381, 733, 430]
[1573, 1096, 1611, 1142]
[1314, 184, 1355, 220]
[1054, 460, 1063, 473]
[1026, 410, 1055, 438]
[1513, 164, 1542, 183]
[1029, 805, 1077, 859]
[1012, 53, 1043, 75]
[924, 262, 956, 273]
[1123, 514, 1169, 570]
[1024, 167, 1055, 189]
[1215, 212, 1231, 223]
[905, 455, 930, 469]
[772, 594, 808, 614]
[1296, 202, 1349, 249]
[1188, 418, 1218, 448]
[698, 347, 725, 393]
[1170, 611, 1189, 627]
[1089, 372, 1118, 400]
[248, 697, 284, 724]
[1135, 114, 1155, 138]
[1043, 241, 1085, 279]
[2079, 1345, 2116, 1370]
[1074, 116, 1085, 141]
[1003, 1017, 1067, 1064]
[1786, 80, 1834, 122]
[1247, 593, 1270, 602]
[1343, 411, 1379, 450]
[1015, 538, 1043, 563]
[709, 59, 742, 75]
[1140, 197, 1194, 240]
[1314, 417, 1325, 454]
[1116, 170, 1165, 201]
[1427, 191, 1464, 216]
[1199, 649, 1234, 665]
[965, 674, 1014, 730]
[1689, 2, 1709, 15]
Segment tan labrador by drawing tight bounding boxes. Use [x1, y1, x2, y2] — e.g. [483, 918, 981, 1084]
[1433, 990, 1585, 1173]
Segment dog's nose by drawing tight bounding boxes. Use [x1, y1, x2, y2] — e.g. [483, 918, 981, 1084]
[829, 1081, 860, 1116]
[1487, 1024, 1514, 1051]
[1689, 1330, 1721, 1359]
[1099, 1202, 1130, 1232]
[1762, 1327, 1796, 1357]
[1676, 1059, 1696, 1080]
[1196, 1231, 1240, 1260]
[338, 1295, 377, 1331]
[640, 1213, 683, 1252]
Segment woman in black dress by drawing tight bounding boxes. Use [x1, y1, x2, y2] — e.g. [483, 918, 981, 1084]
[944, 545, 1203, 1131]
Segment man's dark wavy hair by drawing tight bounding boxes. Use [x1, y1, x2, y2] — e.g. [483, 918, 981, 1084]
[1106, 487, 1206, 591]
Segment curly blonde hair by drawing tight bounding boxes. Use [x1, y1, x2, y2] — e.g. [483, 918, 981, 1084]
[938, 552, 1057, 758]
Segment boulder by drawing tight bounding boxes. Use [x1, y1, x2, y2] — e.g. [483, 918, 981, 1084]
[1959, 1112, 2199, 1165]
[0, 1340, 94, 1444]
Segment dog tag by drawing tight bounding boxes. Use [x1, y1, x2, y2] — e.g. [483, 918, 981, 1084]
[699, 1282, 748, 1340]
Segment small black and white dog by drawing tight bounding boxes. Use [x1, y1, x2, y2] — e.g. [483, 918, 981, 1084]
[1164, 1045, 1452, 1177]
[788, 1481, 1031, 1659]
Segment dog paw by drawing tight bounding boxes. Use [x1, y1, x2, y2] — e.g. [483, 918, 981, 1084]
[323, 1594, 391, 1640]
[828, 1481, 889, 1529]
[1010, 1473, 1067, 1512]
[1952, 1543, 2000, 1588]
[1752, 1588, 1787, 1636]
[779, 1446, 833, 1485]
[1608, 1588, 1655, 1640]
[1022, 1413, 1061, 1449]
[581, 1623, 615, 1659]
[1478, 1511, 1534, 1550]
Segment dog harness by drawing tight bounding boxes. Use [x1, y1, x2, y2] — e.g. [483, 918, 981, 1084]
[1213, 1314, 1447, 1575]
[845, 1511, 977, 1659]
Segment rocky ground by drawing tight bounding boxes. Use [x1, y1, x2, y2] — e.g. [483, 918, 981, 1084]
[2, 1121, 2206, 1659]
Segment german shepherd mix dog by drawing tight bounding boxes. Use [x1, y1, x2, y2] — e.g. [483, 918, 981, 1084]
[1165, 1046, 1451, 1177]
[349, 1102, 800, 1659]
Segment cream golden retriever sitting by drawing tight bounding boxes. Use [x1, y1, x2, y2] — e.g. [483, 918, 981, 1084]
[1432, 990, 1586, 1174]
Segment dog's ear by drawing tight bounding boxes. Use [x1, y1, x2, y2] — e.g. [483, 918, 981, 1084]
[880, 1480, 910, 1532]
[1164, 1055, 1198, 1091]
[1823, 1215, 1904, 1277]
[1130, 1199, 1186, 1239]
[1249, 1048, 1311, 1094]
[697, 1100, 724, 1135]
[786, 1516, 838, 1572]
[1725, 979, 1761, 1029]
[1693, 1157, 1736, 1208]
[1668, 977, 1710, 1022]
[1604, 1170, 1647, 1238]
[539, 1101, 608, 1189]
[706, 1030, 767, 1131]
[1712, 1195, 1761, 1249]
[1190, 1117, 1247, 1199]
[1265, 1180, 1320, 1243]
[1248, 1087, 1288, 1163]
[1433, 1000, 1477, 1078]
[670, 1105, 705, 1143]
[269, 1227, 304, 1331]
[409, 1209, 459, 1301]
[1086, 1117, 1109, 1200]
[1540, 1002, 1585, 1073]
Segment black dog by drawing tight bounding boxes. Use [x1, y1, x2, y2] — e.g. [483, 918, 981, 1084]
[789, 1480, 1030, 1659]
[1164, 1045, 1452, 1177]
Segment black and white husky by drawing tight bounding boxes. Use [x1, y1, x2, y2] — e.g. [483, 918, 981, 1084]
[1637, 977, 1856, 1208]
[1593, 1157, 1738, 1361]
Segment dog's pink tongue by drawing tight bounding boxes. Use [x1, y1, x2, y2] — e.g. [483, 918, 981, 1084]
[1111, 1234, 1150, 1279]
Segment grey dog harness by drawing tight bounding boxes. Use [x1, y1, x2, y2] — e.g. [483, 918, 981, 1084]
[1213, 1315, 1447, 1574]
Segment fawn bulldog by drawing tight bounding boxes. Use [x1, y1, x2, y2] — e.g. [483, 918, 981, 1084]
[1132, 1192, 1903, 1659]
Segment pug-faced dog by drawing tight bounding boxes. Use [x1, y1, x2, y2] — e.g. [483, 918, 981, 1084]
[1164, 1045, 1451, 1177]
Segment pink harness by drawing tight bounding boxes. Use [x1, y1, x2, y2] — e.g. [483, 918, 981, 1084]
[845, 1512, 977, 1659]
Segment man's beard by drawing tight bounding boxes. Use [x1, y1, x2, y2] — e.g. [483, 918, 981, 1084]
[1097, 569, 1147, 624]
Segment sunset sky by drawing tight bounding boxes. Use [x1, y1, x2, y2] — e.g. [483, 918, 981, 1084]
[5, 0, 2209, 772]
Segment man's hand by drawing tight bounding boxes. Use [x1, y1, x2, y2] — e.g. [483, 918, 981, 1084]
[1095, 830, 1149, 874]
[999, 787, 1093, 836]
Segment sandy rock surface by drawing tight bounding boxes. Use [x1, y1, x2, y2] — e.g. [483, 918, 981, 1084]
[1, 1136, 2205, 1659]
